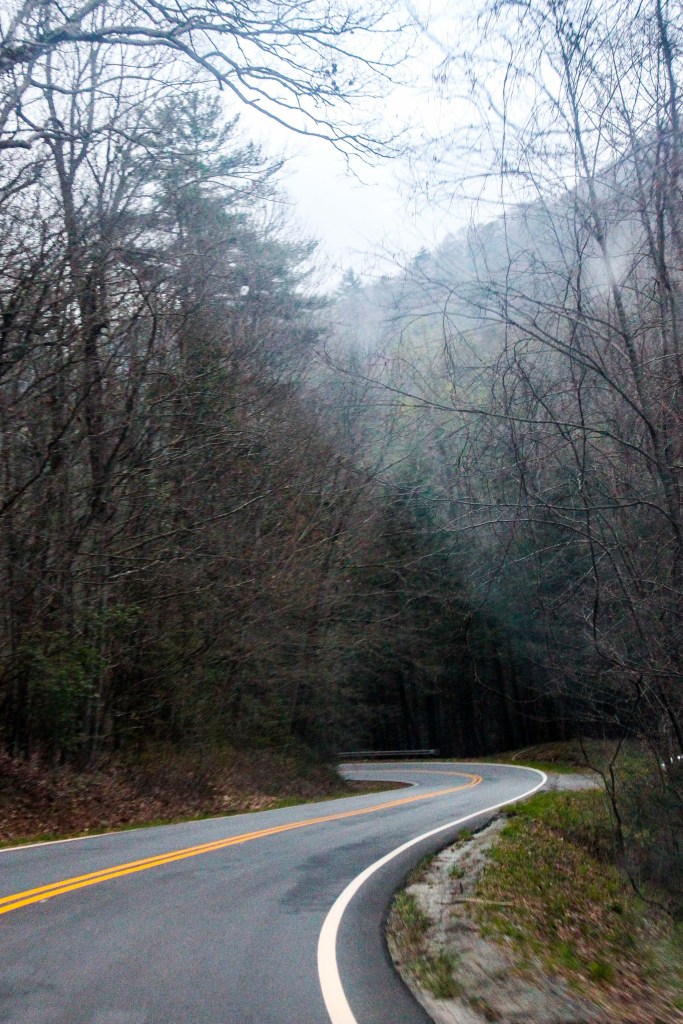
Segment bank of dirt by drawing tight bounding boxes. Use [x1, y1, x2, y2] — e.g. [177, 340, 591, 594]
[0, 747, 390, 845]
[387, 773, 683, 1024]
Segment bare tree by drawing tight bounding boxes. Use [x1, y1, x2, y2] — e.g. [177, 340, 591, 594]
[0, 0, 404, 154]
[405, 0, 683, 906]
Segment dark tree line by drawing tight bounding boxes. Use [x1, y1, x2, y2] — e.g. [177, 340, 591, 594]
[348, 482, 568, 757]
[0, 6, 555, 767]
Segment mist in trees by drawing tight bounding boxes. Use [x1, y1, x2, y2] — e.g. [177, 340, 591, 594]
[0, 1, 379, 759]
[0, 0, 516, 768]
[453, 0, 682, 766]
[328, 0, 682, 905]
[3, 0, 682, 916]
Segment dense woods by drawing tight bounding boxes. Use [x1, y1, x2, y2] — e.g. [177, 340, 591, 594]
[337, 0, 683, 904]
[0, 0, 681, 901]
[0, 0, 557, 767]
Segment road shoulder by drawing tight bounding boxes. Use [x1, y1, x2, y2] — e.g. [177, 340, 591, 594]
[387, 771, 681, 1024]
[388, 816, 599, 1024]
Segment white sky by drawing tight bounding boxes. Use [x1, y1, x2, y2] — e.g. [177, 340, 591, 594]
[280, 135, 458, 283]
[236, 1, 465, 287]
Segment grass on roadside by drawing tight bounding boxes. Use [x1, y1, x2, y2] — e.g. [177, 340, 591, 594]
[474, 789, 683, 1023]
[391, 891, 430, 948]
[387, 891, 462, 999]
[411, 951, 462, 999]
[471, 739, 607, 775]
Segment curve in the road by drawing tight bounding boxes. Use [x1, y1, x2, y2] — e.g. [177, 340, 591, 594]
[0, 771, 482, 916]
[1, 761, 548, 1024]
[318, 764, 546, 1024]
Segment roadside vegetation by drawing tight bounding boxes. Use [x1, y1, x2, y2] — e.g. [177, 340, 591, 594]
[388, 890, 462, 1000]
[481, 740, 605, 776]
[477, 787, 683, 1022]
[0, 745, 400, 848]
[388, 743, 682, 1023]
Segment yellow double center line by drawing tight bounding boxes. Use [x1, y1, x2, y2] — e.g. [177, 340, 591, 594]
[1, 773, 482, 917]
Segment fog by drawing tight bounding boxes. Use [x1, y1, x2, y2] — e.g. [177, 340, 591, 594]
[234, 0, 467, 285]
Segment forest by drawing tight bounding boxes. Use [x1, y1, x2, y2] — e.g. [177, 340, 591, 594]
[0, 0, 680, 896]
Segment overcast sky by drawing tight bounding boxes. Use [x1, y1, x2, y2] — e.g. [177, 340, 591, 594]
[280, 132, 459, 283]
[237, 0, 464, 287]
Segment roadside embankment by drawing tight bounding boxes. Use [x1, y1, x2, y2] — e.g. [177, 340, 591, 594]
[388, 771, 683, 1024]
[0, 746, 396, 847]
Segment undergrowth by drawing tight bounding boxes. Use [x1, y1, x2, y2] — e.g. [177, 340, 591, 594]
[0, 745, 403, 846]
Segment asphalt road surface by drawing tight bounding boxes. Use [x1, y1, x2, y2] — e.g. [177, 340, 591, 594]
[0, 762, 545, 1024]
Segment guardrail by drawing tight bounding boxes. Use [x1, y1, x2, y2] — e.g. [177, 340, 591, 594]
[337, 749, 440, 759]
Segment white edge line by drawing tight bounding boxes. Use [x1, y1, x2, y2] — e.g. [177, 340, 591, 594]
[317, 764, 548, 1024]
[0, 831, 116, 853]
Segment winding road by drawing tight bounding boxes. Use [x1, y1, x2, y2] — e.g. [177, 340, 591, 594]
[0, 762, 545, 1024]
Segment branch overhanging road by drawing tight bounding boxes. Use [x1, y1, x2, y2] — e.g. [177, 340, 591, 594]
[0, 762, 545, 1024]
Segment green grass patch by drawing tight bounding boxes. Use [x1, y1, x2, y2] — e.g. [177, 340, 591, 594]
[588, 959, 615, 983]
[409, 951, 461, 998]
[474, 789, 682, 1022]
[390, 891, 430, 949]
